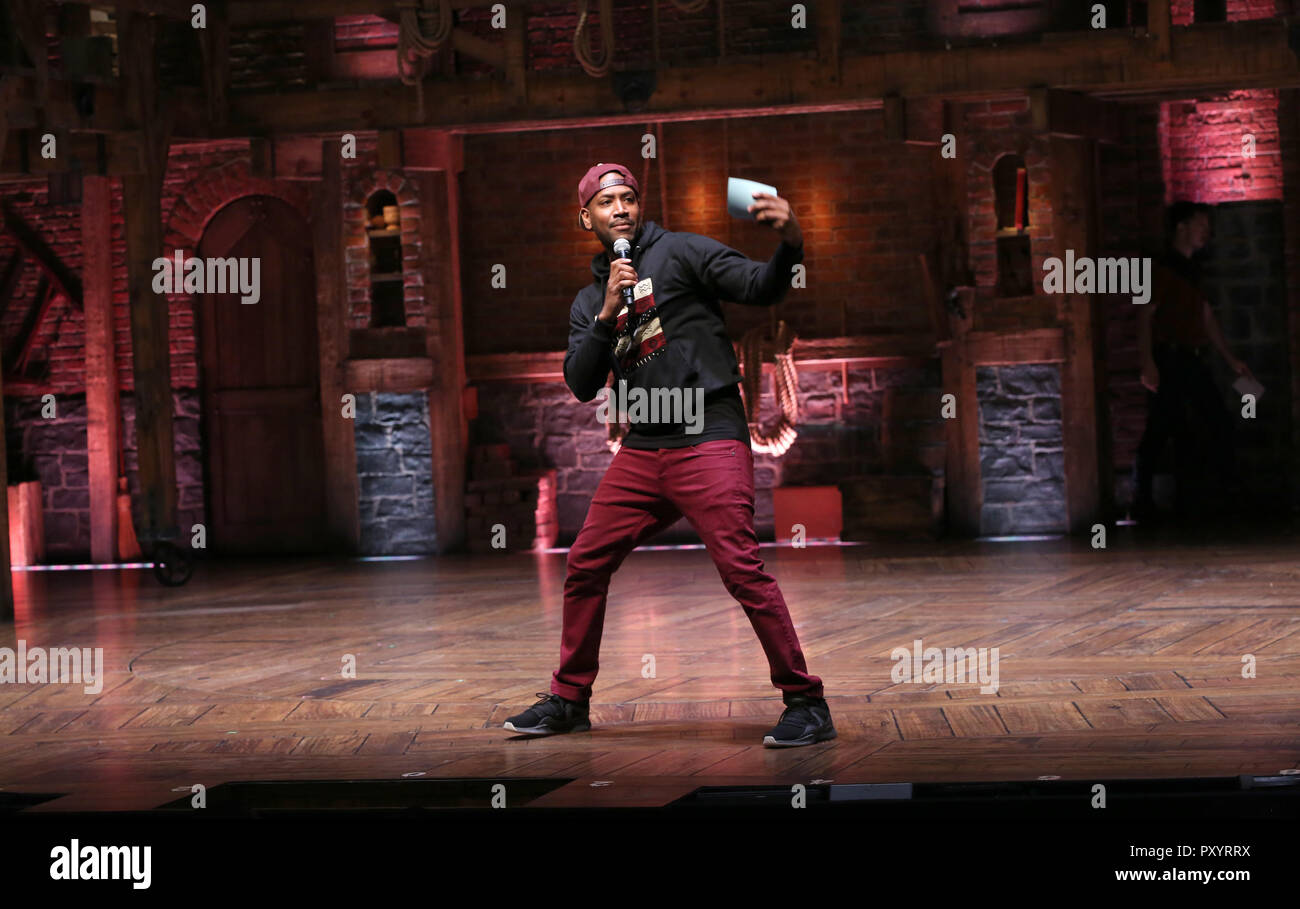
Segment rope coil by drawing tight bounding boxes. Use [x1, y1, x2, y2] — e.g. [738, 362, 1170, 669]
[604, 321, 800, 456]
[397, 0, 453, 115]
[574, 0, 615, 78]
[740, 321, 800, 457]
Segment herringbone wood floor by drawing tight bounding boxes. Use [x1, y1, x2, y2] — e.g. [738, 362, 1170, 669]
[2, 531, 1298, 810]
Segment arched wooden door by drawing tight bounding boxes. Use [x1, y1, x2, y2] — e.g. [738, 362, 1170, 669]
[197, 195, 328, 553]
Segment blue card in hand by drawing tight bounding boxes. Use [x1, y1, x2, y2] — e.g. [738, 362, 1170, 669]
[727, 176, 778, 220]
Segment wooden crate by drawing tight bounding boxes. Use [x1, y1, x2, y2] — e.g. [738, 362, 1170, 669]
[773, 486, 842, 542]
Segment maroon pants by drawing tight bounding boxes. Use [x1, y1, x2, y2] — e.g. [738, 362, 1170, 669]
[551, 438, 824, 703]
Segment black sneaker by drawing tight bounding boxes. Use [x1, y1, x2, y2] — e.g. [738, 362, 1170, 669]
[503, 692, 591, 736]
[763, 694, 836, 747]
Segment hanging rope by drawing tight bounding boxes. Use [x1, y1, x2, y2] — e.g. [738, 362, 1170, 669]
[397, 0, 453, 116]
[740, 321, 800, 457]
[606, 320, 802, 456]
[574, 0, 614, 77]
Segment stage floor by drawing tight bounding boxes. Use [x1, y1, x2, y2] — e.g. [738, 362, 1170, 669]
[2, 526, 1299, 811]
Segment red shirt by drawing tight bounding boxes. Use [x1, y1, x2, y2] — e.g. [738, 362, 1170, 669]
[1150, 253, 1209, 347]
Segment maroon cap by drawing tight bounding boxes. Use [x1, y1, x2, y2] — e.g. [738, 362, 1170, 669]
[577, 162, 640, 215]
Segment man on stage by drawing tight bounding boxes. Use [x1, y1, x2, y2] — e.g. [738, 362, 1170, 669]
[505, 163, 834, 747]
[1133, 201, 1255, 526]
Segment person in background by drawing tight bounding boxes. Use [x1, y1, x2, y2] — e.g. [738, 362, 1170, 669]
[1132, 201, 1256, 526]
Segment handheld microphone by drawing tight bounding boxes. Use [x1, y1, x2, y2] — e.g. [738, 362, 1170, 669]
[612, 237, 635, 311]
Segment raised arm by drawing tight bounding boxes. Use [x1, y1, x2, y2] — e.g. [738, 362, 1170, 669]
[688, 234, 804, 307]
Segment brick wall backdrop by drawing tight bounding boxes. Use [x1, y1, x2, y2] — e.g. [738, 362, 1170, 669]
[468, 359, 941, 546]
[962, 97, 1054, 295]
[458, 108, 938, 356]
[1160, 90, 1281, 204]
[344, 166, 426, 330]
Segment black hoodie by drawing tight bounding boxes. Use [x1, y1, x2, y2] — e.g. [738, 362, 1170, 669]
[563, 219, 804, 448]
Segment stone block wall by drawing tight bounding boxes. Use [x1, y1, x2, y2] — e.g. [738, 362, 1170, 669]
[976, 364, 1068, 534]
[353, 392, 437, 554]
[469, 359, 942, 545]
[4, 390, 204, 561]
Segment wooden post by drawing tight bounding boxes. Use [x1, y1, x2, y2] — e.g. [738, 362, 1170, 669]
[940, 324, 981, 537]
[199, 0, 230, 127]
[377, 130, 403, 170]
[82, 175, 120, 562]
[815, 0, 841, 84]
[931, 110, 980, 536]
[419, 134, 468, 553]
[0, 362, 11, 620]
[883, 94, 905, 143]
[303, 20, 335, 85]
[504, 3, 527, 107]
[1148, 0, 1172, 62]
[1051, 134, 1104, 533]
[119, 11, 177, 550]
[313, 139, 361, 551]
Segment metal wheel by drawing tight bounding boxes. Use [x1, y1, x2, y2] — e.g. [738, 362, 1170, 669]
[151, 541, 194, 586]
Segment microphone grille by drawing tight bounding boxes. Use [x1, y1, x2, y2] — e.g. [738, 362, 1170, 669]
[613, 237, 631, 256]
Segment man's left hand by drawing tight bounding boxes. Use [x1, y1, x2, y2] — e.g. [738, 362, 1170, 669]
[749, 192, 802, 248]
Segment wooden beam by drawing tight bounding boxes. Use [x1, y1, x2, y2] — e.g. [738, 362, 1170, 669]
[940, 330, 981, 538]
[198, 0, 230, 128]
[0, 75, 127, 133]
[402, 128, 463, 171]
[503, 7, 527, 106]
[424, 146, 469, 552]
[119, 10, 178, 549]
[0, 130, 147, 176]
[11, 274, 53, 373]
[1050, 134, 1104, 534]
[1148, 0, 1172, 62]
[343, 357, 435, 391]
[82, 175, 121, 562]
[815, 0, 841, 84]
[12, 19, 1300, 140]
[61, 0, 194, 18]
[10, 0, 48, 101]
[302, 20, 336, 85]
[0, 249, 23, 318]
[210, 20, 1300, 135]
[883, 94, 905, 142]
[376, 129, 403, 169]
[967, 328, 1066, 364]
[451, 29, 506, 70]
[0, 346, 11, 619]
[0, 201, 84, 309]
[1029, 88, 1126, 143]
[313, 139, 361, 552]
[465, 334, 939, 382]
[226, 0, 530, 24]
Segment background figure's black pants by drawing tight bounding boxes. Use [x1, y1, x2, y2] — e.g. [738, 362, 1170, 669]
[1133, 343, 1237, 515]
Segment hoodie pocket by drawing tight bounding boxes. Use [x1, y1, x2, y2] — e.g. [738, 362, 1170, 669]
[668, 333, 698, 383]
